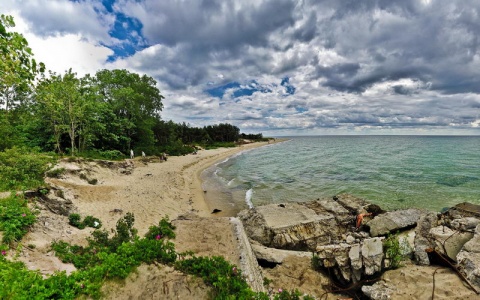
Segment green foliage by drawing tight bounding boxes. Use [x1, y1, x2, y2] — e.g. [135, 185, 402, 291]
[145, 216, 176, 240]
[311, 252, 323, 271]
[175, 255, 261, 300]
[0, 194, 36, 244]
[0, 146, 54, 191]
[68, 213, 102, 230]
[205, 141, 237, 149]
[45, 167, 65, 178]
[383, 232, 404, 269]
[77, 149, 125, 160]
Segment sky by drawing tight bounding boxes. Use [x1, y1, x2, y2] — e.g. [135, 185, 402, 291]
[2, 0, 480, 136]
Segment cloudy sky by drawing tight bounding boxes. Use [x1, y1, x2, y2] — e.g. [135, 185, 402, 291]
[2, 0, 480, 135]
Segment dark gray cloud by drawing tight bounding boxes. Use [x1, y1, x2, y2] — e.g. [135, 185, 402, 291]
[4, 0, 480, 134]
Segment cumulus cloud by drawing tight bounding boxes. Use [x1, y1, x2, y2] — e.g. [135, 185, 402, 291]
[1, 0, 480, 134]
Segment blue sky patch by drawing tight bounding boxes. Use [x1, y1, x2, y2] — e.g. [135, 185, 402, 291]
[99, 1, 148, 62]
[206, 80, 275, 99]
[281, 77, 296, 95]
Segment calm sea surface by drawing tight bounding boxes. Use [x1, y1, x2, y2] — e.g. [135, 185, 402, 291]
[201, 136, 480, 214]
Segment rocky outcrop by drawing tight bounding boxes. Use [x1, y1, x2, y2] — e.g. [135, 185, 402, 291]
[238, 202, 345, 251]
[315, 237, 385, 283]
[367, 208, 424, 237]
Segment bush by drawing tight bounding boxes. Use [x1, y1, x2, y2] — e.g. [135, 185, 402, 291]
[383, 233, 404, 269]
[0, 194, 37, 244]
[0, 147, 55, 191]
[45, 167, 65, 178]
[77, 149, 125, 161]
[68, 213, 102, 230]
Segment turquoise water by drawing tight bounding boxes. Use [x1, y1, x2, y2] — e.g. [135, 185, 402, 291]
[201, 136, 480, 213]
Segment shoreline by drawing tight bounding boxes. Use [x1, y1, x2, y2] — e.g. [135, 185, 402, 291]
[194, 139, 288, 217]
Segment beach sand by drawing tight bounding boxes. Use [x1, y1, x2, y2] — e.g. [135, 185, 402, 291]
[7, 140, 479, 299]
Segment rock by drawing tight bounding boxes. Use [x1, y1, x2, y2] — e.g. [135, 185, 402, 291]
[414, 212, 438, 265]
[211, 209, 222, 214]
[349, 244, 362, 282]
[334, 193, 369, 214]
[346, 235, 356, 244]
[316, 243, 352, 281]
[361, 281, 394, 300]
[429, 226, 473, 261]
[229, 217, 265, 293]
[450, 217, 480, 232]
[456, 224, 480, 293]
[251, 243, 311, 264]
[367, 208, 424, 237]
[302, 198, 354, 227]
[238, 203, 342, 251]
[362, 237, 384, 275]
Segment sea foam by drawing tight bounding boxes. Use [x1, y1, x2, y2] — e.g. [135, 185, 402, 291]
[245, 188, 254, 208]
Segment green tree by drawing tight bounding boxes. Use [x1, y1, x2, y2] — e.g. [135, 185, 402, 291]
[95, 69, 164, 153]
[35, 70, 87, 155]
[0, 14, 44, 111]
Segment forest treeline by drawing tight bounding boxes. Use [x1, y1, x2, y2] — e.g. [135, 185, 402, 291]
[0, 14, 267, 160]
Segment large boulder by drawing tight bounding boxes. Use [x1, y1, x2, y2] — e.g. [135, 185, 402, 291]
[238, 203, 343, 251]
[429, 226, 473, 261]
[362, 237, 384, 275]
[413, 212, 438, 265]
[367, 208, 424, 237]
[456, 224, 480, 294]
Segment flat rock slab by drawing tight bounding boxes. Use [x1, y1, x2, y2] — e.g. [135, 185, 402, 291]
[256, 203, 333, 228]
[368, 208, 424, 237]
[239, 203, 342, 251]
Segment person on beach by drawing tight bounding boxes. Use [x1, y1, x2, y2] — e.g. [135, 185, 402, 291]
[142, 151, 146, 157]
[130, 150, 134, 159]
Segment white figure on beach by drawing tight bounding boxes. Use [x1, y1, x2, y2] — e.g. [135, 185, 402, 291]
[130, 150, 134, 159]
[142, 151, 146, 157]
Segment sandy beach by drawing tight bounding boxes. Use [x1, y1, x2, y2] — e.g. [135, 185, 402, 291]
[7, 139, 479, 299]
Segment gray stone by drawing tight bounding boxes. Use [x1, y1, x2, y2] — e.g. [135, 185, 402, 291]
[361, 281, 394, 300]
[362, 237, 384, 275]
[335, 193, 368, 214]
[368, 208, 424, 237]
[316, 243, 352, 281]
[251, 243, 311, 264]
[429, 226, 473, 261]
[346, 235, 356, 244]
[349, 244, 362, 282]
[450, 217, 480, 232]
[456, 225, 480, 293]
[303, 198, 353, 226]
[414, 212, 438, 265]
[238, 203, 342, 251]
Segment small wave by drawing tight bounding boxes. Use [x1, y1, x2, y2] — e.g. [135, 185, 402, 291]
[245, 188, 254, 208]
[227, 178, 235, 186]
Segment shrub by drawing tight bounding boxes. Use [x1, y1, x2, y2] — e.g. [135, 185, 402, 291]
[68, 214, 102, 230]
[45, 167, 65, 178]
[0, 147, 55, 191]
[0, 194, 37, 244]
[383, 233, 404, 269]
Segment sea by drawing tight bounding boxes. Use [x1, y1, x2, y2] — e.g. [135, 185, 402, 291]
[201, 136, 480, 215]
